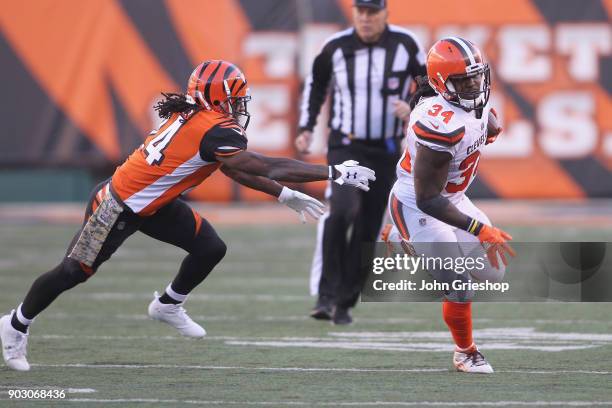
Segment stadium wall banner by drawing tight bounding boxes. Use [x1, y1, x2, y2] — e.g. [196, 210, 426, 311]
[1, 0, 610, 199]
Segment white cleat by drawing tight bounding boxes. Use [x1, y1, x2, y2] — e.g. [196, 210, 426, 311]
[147, 292, 206, 338]
[453, 346, 494, 374]
[0, 312, 30, 371]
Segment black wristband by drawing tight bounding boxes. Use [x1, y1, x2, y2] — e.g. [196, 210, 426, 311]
[466, 218, 484, 235]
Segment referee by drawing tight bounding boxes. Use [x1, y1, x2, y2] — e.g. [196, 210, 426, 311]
[296, 0, 426, 324]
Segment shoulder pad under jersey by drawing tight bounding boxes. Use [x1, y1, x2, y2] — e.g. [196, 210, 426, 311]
[410, 98, 465, 147]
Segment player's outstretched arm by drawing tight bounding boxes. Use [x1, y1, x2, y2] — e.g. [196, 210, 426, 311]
[216, 150, 376, 191]
[220, 165, 284, 196]
[220, 165, 325, 223]
[414, 143, 514, 267]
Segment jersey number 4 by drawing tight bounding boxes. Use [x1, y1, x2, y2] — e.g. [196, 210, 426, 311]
[144, 117, 183, 166]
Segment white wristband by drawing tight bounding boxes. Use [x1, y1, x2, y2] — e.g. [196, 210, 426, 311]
[328, 166, 334, 180]
[278, 186, 292, 203]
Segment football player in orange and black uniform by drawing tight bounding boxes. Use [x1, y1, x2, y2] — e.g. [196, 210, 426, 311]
[0, 60, 376, 371]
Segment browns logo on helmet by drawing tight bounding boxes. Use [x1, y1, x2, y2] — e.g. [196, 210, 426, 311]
[187, 60, 252, 129]
[426, 37, 490, 111]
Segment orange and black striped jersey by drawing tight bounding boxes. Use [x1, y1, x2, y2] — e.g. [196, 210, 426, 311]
[111, 109, 247, 216]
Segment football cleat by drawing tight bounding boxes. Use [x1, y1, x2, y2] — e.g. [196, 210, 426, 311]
[453, 345, 494, 374]
[147, 292, 206, 338]
[0, 312, 30, 371]
[332, 306, 353, 325]
[310, 297, 333, 321]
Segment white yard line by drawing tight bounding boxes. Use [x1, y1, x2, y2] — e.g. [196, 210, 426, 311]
[40, 312, 612, 326]
[29, 363, 612, 375]
[329, 328, 612, 342]
[36, 335, 334, 341]
[224, 340, 599, 352]
[31, 363, 446, 373]
[33, 332, 609, 345]
[68, 293, 312, 302]
[33, 327, 612, 353]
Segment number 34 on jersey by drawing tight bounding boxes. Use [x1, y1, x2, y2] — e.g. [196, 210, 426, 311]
[396, 94, 491, 203]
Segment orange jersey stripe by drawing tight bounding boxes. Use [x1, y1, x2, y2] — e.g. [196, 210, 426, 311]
[215, 149, 243, 157]
[390, 195, 410, 241]
[111, 110, 228, 215]
[191, 207, 203, 236]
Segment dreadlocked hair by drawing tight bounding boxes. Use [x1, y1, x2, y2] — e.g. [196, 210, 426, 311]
[408, 75, 437, 109]
[154, 93, 201, 119]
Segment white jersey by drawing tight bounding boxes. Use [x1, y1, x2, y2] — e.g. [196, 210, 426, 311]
[392, 94, 491, 207]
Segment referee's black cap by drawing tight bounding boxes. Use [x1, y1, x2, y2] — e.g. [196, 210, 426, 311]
[353, 0, 386, 10]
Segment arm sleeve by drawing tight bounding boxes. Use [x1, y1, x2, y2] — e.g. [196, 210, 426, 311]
[199, 125, 248, 162]
[298, 43, 334, 132]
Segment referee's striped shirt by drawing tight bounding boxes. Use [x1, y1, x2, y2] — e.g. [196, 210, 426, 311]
[299, 25, 426, 141]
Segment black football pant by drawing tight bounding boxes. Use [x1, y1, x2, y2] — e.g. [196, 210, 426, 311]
[319, 139, 400, 309]
[19, 180, 226, 320]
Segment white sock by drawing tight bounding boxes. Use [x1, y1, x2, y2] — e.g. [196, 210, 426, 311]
[16, 303, 34, 326]
[456, 343, 476, 353]
[164, 284, 188, 303]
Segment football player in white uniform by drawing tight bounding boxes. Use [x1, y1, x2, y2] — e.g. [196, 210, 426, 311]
[386, 37, 514, 374]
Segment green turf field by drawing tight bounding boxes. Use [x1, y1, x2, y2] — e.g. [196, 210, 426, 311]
[1, 221, 611, 407]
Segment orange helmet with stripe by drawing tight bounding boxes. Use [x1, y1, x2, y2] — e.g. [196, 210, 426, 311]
[187, 60, 252, 128]
[426, 37, 490, 111]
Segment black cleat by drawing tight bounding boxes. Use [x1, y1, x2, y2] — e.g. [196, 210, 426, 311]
[310, 299, 333, 320]
[332, 306, 352, 325]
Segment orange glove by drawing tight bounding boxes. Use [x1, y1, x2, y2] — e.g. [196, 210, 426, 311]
[477, 224, 516, 269]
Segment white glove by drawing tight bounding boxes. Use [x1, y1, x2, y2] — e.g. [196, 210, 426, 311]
[278, 187, 325, 224]
[331, 160, 376, 191]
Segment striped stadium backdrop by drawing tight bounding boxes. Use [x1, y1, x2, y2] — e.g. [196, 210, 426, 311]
[1, 0, 610, 199]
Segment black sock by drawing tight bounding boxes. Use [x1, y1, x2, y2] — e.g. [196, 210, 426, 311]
[10, 314, 28, 334]
[158, 292, 181, 305]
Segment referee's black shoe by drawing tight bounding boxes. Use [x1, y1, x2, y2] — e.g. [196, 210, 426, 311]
[310, 297, 333, 320]
[332, 306, 353, 325]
